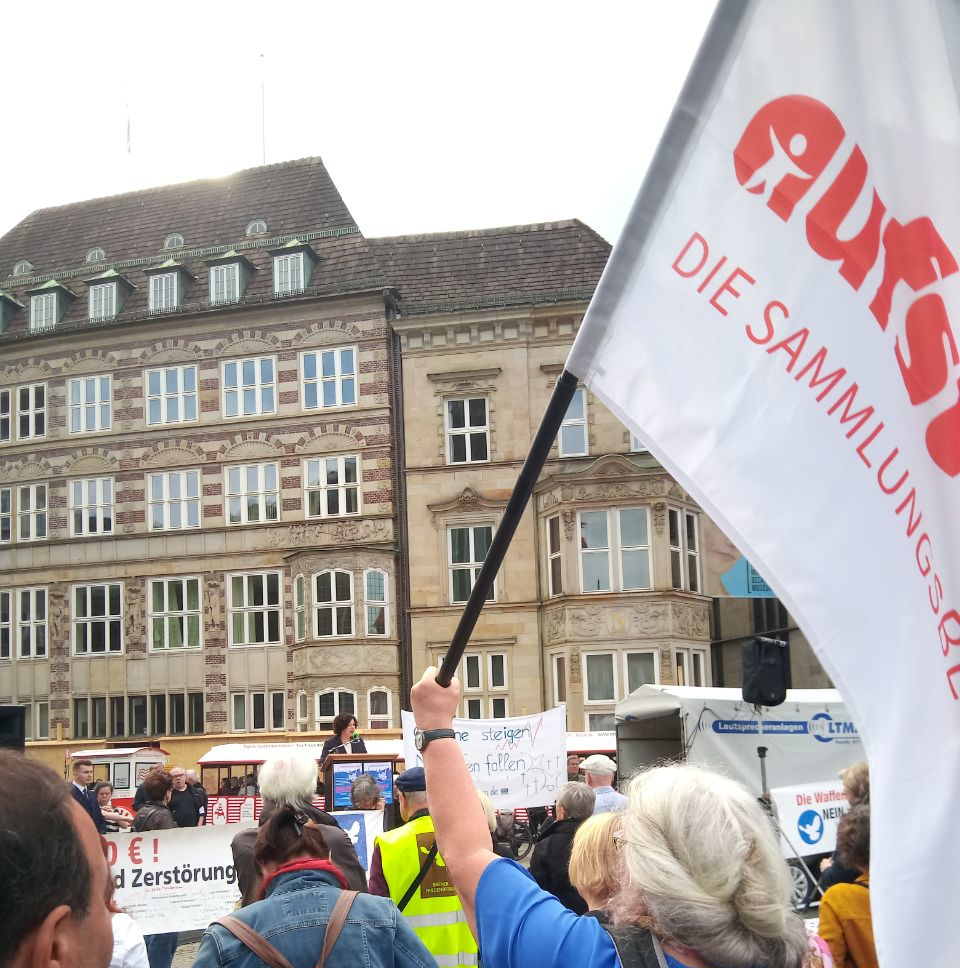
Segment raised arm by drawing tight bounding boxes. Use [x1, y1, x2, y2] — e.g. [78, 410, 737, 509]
[410, 666, 498, 937]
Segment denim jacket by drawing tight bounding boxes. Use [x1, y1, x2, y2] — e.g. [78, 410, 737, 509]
[193, 868, 436, 968]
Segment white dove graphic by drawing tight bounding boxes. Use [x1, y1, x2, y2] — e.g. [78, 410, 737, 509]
[799, 814, 823, 841]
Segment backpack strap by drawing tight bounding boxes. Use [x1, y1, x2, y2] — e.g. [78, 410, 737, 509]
[133, 806, 159, 832]
[214, 916, 296, 968]
[316, 891, 357, 968]
[601, 924, 668, 968]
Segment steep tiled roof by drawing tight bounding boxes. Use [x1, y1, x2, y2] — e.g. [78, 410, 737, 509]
[370, 220, 610, 315]
[0, 158, 388, 338]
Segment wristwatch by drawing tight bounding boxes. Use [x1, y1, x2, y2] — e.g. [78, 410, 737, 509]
[414, 726, 457, 751]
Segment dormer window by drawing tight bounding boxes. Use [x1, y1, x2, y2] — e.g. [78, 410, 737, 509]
[150, 273, 178, 311]
[164, 233, 185, 250]
[86, 248, 105, 264]
[13, 260, 33, 277]
[89, 283, 116, 321]
[30, 293, 58, 331]
[271, 242, 317, 296]
[28, 280, 73, 332]
[246, 219, 267, 237]
[206, 250, 254, 306]
[145, 260, 192, 313]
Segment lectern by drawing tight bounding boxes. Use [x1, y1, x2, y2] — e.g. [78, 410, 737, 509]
[320, 752, 398, 811]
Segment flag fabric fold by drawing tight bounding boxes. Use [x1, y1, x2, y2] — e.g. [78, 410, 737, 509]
[567, 3, 960, 966]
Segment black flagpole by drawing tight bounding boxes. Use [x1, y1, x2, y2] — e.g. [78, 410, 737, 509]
[435, 369, 580, 687]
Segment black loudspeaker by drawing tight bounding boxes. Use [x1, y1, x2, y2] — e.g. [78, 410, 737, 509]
[0, 705, 27, 751]
[742, 638, 788, 707]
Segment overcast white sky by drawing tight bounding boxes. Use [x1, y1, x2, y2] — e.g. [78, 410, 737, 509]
[3, 2, 716, 246]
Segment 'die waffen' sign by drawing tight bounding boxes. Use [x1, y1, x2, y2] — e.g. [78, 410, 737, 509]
[401, 706, 566, 809]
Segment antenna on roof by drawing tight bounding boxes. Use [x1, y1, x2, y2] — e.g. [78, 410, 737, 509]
[260, 53, 267, 166]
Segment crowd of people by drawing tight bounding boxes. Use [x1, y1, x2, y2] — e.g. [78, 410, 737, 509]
[2, 686, 879, 968]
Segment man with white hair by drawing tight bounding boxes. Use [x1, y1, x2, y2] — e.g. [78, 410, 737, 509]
[230, 751, 367, 904]
[581, 754, 627, 813]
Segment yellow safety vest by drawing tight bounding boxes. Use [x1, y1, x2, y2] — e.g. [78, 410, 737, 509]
[376, 813, 479, 968]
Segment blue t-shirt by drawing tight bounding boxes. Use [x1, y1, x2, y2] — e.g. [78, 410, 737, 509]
[475, 858, 621, 968]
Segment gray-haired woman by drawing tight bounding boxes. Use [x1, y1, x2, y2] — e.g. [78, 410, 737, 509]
[410, 666, 811, 968]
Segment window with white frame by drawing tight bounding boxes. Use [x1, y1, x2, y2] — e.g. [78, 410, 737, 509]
[247, 219, 267, 237]
[301, 348, 357, 409]
[18, 587, 47, 658]
[449, 524, 494, 604]
[0, 390, 9, 442]
[145, 365, 198, 425]
[0, 590, 10, 659]
[365, 569, 388, 636]
[231, 691, 286, 731]
[445, 397, 489, 463]
[668, 508, 701, 593]
[17, 384, 45, 439]
[225, 462, 279, 524]
[13, 260, 33, 276]
[209, 263, 240, 304]
[149, 273, 178, 312]
[304, 456, 359, 518]
[459, 650, 508, 718]
[552, 653, 567, 705]
[68, 376, 112, 433]
[578, 507, 652, 593]
[367, 688, 392, 729]
[296, 690, 309, 724]
[583, 650, 617, 731]
[73, 583, 123, 654]
[558, 387, 588, 456]
[630, 431, 648, 453]
[30, 293, 57, 331]
[675, 648, 707, 687]
[222, 357, 276, 417]
[164, 233, 184, 250]
[18, 484, 46, 541]
[315, 689, 355, 731]
[547, 515, 562, 596]
[294, 575, 306, 642]
[86, 248, 105, 263]
[314, 570, 353, 637]
[34, 701, 49, 740]
[70, 477, 114, 536]
[149, 577, 202, 650]
[274, 252, 304, 294]
[0, 488, 10, 543]
[624, 650, 659, 693]
[148, 470, 201, 530]
[89, 283, 116, 321]
[228, 572, 282, 646]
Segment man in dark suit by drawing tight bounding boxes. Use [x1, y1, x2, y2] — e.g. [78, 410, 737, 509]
[70, 758, 107, 834]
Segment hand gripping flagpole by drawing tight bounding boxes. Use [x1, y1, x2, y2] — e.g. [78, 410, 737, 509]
[435, 369, 580, 687]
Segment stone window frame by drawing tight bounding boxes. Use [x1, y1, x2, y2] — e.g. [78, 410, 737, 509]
[68, 476, 114, 537]
[294, 575, 307, 642]
[72, 581, 124, 656]
[448, 522, 496, 605]
[16, 586, 47, 660]
[623, 648, 661, 694]
[67, 374, 112, 434]
[17, 483, 48, 542]
[668, 506, 701, 593]
[17, 382, 46, 441]
[300, 346, 358, 411]
[364, 568, 389, 637]
[303, 454, 361, 519]
[367, 686, 393, 728]
[444, 396, 490, 464]
[674, 646, 708, 687]
[0, 487, 10, 543]
[147, 469, 202, 531]
[558, 385, 589, 457]
[546, 514, 563, 597]
[221, 355, 277, 419]
[315, 688, 356, 732]
[432, 639, 514, 720]
[577, 506, 653, 594]
[147, 576, 203, 651]
[224, 461, 280, 526]
[227, 570, 284, 647]
[144, 364, 199, 426]
[427, 368, 501, 465]
[313, 568, 354, 638]
[582, 649, 617, 706]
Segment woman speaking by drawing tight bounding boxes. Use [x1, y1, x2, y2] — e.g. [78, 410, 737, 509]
[320, 713, 368, 761]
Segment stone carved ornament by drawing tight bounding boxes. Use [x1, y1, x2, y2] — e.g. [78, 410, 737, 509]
[672, 602, 710, 640]
[569, 648, 582, 683]
[544, 609, 565, 643]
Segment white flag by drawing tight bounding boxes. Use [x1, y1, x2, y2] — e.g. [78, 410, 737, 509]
[567, 3, 960, 966]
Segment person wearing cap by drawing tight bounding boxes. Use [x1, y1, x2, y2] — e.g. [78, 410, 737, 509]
[369, 766, 478, 968]
[581, 754, 627, 814]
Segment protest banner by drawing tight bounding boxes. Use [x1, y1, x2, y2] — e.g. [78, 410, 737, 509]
[565, 3, 960, 964]
[401, 705, 566, 808]
[105, 823, 245, 933]
[770, 780, 849, 862]
[334, 810, 385, 870]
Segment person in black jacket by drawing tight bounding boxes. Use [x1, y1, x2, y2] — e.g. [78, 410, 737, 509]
[529, 781, 596, 913]
[320, 713, 368, 761]
[70, 758, 107, 834]
[231, 751, 367, 905]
